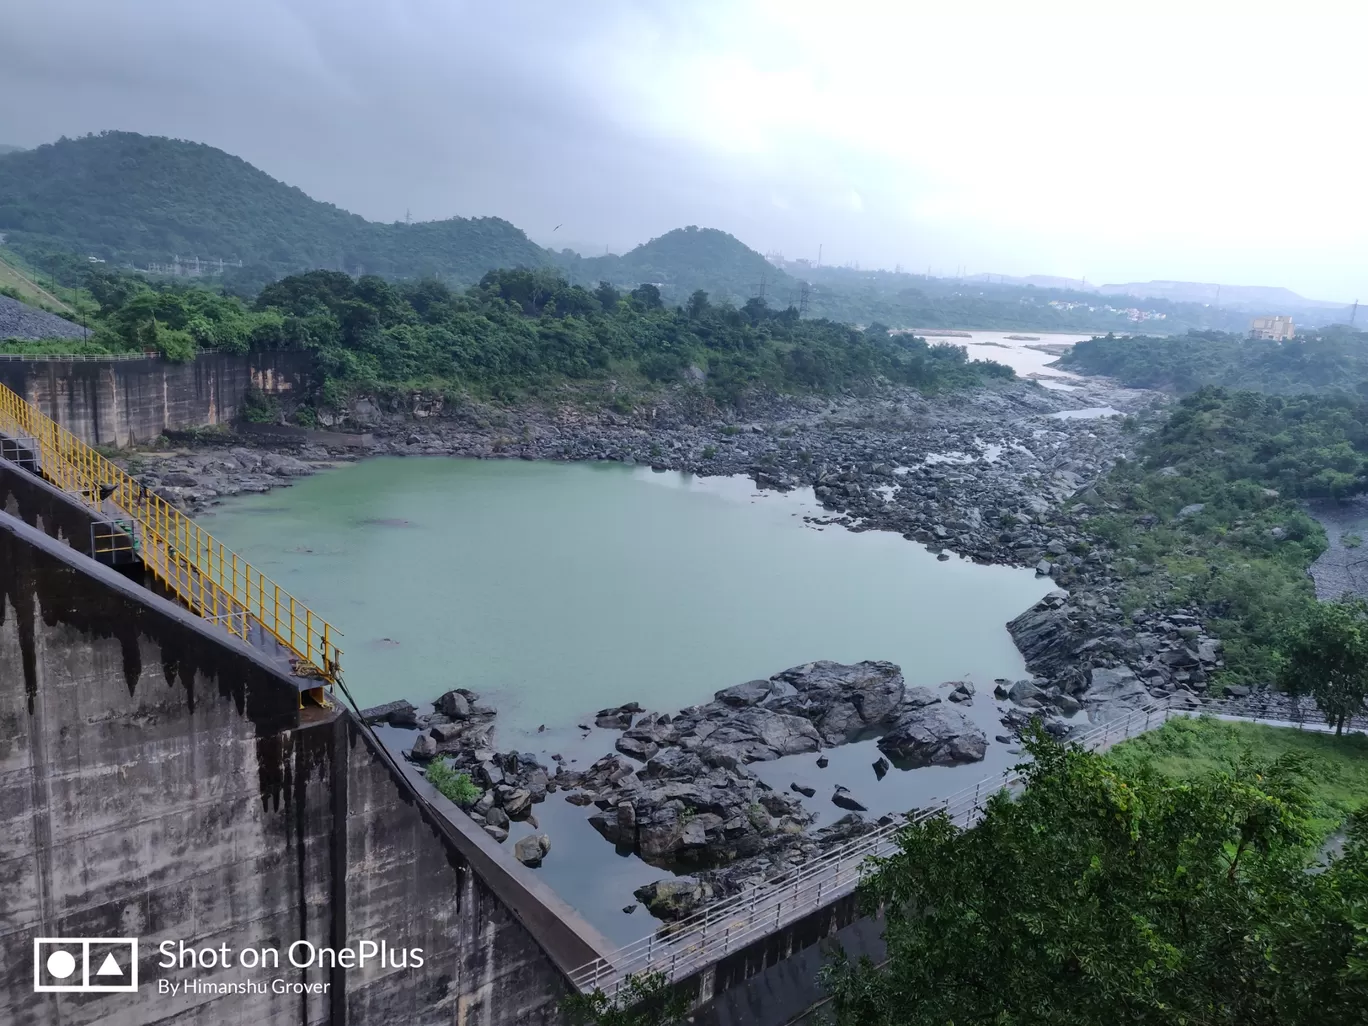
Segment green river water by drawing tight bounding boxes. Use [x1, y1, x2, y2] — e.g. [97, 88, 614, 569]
[208, 456, 1049, 732]
[207, 456, 1054, 943]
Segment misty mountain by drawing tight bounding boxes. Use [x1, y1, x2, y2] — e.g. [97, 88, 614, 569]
[0, 131, 547, 284]
[0, 145, 25, 156]
[1095, 280, 1349, 313]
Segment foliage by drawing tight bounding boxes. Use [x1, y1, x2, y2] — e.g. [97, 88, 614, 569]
[562, 972, 687, 1026]
[1107, 716, 1368, 839]
[1059, 327, 1368, 395]
[821, 730, 1368, 1026]
[1070, 386, 1368, 682]
[1278, 600, 1368, 735]
[242, 266, 1013, 404]
[424, 759, 481, 807]
[0, 132, 546, 284]
[239, 385, 280, 424]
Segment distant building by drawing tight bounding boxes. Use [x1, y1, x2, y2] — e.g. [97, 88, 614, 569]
[1250, 314, 1294, 341]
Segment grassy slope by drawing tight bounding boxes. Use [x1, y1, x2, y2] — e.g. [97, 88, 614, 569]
[0, 249, 75, 313]
[1108, 716, 1368, 838]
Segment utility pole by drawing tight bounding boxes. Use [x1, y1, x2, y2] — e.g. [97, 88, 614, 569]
[817, 243, 822, 267]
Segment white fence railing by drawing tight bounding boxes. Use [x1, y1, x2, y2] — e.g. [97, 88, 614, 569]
[569, 701, 1179, 996]
[0, 349, 222, 363]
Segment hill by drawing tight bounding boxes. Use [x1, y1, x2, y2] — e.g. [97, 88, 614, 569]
[560, 226, 796, 306]
[1097, 280, 1347, 313]
[0, 132, 548, 285]
[1057, 328, 1368, 394]
[0, 145, 25, 156]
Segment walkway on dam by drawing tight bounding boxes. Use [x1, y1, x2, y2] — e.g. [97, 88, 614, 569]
[567, 698, 1361, 998]
[0, 379, 341, 690]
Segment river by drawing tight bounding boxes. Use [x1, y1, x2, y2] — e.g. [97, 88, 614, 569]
[207, 457, 1054, 943]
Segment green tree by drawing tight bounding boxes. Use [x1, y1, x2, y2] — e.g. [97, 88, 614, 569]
[1279, 599, 1368, 735]
[820, 732, 1368, 1025]
[562, 972, 686, 1026]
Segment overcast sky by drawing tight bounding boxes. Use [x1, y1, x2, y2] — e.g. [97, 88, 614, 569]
[2, 1, 1365, 299]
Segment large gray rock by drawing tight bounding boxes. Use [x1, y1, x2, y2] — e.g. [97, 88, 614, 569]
[877, 705, 987, 767]
[633, 879, 718, 920]
[1083, 666, 1150, 719]
[360, 699, 418, 728]
[436, 690, 471, 719]
[514, 833, 551, 866]
[714, 679, 777, 707]
[767, 660, 906, 743]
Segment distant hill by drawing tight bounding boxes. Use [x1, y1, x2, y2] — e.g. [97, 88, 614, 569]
[560, 226, 795, 305]
[0, 132, 548, 284]
[0, 145, 25, 156]
[1097, 280, 1347, 312]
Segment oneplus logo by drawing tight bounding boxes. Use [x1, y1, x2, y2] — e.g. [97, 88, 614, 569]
[33, 938, 139, 993]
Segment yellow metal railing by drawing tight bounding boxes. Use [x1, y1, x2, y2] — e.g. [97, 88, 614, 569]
[0, 381, 342, 681]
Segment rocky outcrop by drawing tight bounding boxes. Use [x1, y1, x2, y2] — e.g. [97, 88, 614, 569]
[877, 704, 987, 766]
[562, 661, 912, 874]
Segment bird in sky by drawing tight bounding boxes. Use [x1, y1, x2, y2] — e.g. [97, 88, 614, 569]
[553, 224, 562, 232]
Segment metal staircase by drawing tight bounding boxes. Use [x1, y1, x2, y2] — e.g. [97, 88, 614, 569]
[0, 380, 342, 684]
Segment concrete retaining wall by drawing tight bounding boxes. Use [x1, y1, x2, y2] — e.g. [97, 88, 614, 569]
[0, 509, 580, 1025]
[0, 352, 314, 447]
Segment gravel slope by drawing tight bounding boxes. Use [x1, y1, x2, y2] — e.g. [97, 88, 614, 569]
[0, 294, 87, 340]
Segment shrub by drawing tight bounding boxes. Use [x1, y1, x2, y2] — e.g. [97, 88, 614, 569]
[425, 759, 481, 807]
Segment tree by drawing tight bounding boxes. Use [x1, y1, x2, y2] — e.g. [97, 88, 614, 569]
[686, 289, 710, 319]
[562, 972, 687, 1026]
[595, 281, 621, 310]
[630, 283, 663, 310]
[820, 731, 1368, 1025]
[1279, 599, 1368, 734]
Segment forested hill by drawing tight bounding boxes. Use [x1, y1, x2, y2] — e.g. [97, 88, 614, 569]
[1058, 329, 1368, 394]
[0, 132, 547, 285]
[558, 226, 796, 306]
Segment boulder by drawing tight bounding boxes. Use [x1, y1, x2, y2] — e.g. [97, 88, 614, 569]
[1083, 666, 1150, 718]
[767, 660, 906, 743]
[714, 679, 776, 707]
[436, 690, 471, 719]
[902, 687, 942, 709]
[484, 824, 509, 843]
[832, 790, 867, 812]
[410, 733, 438, 760]
[947, 681, 975, 704]
[503, 789, 533, 817]
[877, 705, 988, 767]
[514, 833, 551, 866]
[485, 807, 509, 830]
[615, 736, 659, 762]
[595, 702, 642, 729]
[359, 699, 418, 728]
[633, 879, 718, 921]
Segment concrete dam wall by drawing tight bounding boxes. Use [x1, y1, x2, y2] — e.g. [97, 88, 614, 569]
[0, 351, 313, 448]
[0, 472, 601, 1024]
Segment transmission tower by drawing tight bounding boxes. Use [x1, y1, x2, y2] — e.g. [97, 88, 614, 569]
[749, 271, 768, 303]
[1351, 300, 1359, 327]
[798, 282, 810, 316]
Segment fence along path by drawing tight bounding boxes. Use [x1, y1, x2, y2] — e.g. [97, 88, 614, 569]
[0, 379, 341, 681]
[570, 701, 1197, 996]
